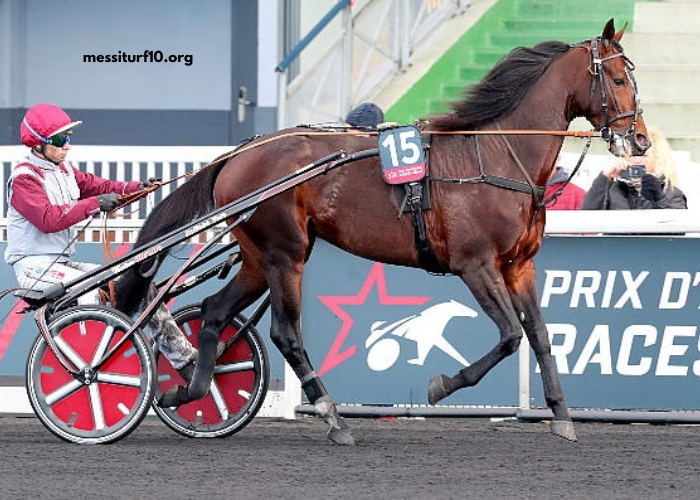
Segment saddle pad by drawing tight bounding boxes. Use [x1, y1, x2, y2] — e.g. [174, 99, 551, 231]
[378, 125, 426, 184]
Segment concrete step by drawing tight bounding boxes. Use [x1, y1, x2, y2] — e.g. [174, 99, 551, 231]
[471, 49, 507, 66]
[458, 66, 491, 82]
[642, 103, 700, 136]
[623, 33, 700, 66]
[516, 1, 632, 20]
[487, 32, 597, 48]
[634, 67, 700, 104]
[635, 2, 700, 33]
[498, 18, 623, 34]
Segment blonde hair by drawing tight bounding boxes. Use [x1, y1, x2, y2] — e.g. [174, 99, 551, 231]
[645, 128, 679, 189]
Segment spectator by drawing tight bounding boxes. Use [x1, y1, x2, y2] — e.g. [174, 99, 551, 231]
[581, 128, 687, 210]
[346, 102, 384, 129]
[545, 156, 587, 210]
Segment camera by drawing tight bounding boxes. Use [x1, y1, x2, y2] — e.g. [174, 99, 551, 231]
[619, 164, 646, 180]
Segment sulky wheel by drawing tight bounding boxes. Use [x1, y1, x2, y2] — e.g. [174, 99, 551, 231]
[25, 306, 156, 444]
[152, 303, 269, 438]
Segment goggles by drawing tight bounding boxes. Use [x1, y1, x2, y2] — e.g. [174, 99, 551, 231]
[46, 135, 71, 148]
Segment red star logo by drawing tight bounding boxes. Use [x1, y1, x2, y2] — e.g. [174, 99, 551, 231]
[317, 262, 431, 375]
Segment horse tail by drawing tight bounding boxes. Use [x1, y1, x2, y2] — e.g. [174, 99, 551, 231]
[114, 158, 227, 315]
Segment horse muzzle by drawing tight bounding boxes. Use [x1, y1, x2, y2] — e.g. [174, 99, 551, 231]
[602, 128, 650, 157]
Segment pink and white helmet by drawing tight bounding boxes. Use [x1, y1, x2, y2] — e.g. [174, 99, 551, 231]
[20, 103, 82, 148]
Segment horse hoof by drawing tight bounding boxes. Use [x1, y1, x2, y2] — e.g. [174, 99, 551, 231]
[157, 384, 193, 408]
[428, 374, 450, 405]
[551, 420, 577, 442]
[328, 427, 356, 446]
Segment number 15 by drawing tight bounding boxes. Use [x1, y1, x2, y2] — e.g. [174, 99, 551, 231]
[381, 130, 421, 167]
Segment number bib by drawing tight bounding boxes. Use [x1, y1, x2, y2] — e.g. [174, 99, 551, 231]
[378, 125, 426, 184]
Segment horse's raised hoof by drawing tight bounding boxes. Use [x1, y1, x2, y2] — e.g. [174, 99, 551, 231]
[328, 427, 356, 446]
[157, 384, 193, 408]
[428, 374, 450, 405]
[551, 420, 577, 442]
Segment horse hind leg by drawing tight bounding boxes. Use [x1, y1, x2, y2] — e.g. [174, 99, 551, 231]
[266, 259, 355, 446]
[506, 262, 576, 441]
[160, 261, 269, 407]
[428, 264, 524, 406]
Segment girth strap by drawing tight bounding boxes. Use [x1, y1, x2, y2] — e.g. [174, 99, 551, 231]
[395, 132, 444, 275]
[404, 182, 444, 274]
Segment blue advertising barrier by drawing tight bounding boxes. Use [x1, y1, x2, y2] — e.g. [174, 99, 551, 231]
[301, 237, 700, 411]
[2, 235, 700, 415]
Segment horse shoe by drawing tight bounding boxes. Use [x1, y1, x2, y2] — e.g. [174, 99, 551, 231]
[551, 420, 578, 442]
[315, 397, 355, 446]
[428, 374, 451, 405]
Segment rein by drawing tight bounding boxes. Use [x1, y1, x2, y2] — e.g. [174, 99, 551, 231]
[135, 127, 600, 195]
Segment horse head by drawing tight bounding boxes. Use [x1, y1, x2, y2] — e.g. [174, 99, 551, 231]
[574, 19, 650, 156]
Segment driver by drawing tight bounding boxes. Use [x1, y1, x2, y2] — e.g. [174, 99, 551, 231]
[5, 103, 197, 381]
[5, 103, 150, 303]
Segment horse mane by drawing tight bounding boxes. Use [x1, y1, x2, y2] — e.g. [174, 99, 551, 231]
[429, 40, 571, 131]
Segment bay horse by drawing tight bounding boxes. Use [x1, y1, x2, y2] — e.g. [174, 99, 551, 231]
[115, 19, 649, 445]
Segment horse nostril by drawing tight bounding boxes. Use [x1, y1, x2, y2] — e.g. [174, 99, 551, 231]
[635, 133, 651, 151]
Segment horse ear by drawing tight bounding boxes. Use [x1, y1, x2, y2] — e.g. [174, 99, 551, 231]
[614, 21, 628, 43]
[602, 18, 616, 47]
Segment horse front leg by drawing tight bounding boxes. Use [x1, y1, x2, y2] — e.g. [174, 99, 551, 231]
[267, 262, 355, 446]
[506, 260, 576, 441]
[428, 264, 523, 406]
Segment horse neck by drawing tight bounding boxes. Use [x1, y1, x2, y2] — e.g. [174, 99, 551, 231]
[495, 55, 586, 184]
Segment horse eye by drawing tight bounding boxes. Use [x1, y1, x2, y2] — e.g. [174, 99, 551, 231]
[613, 77, 626, 86]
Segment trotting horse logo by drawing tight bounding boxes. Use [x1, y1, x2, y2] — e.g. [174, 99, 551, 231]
[317, 263, 476, 375]
[365, 300, 476, 372]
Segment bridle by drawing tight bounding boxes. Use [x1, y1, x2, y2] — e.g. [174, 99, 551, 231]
[583, 36, 641, 150]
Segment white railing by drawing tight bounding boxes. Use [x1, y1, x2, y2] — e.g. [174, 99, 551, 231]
[0, 145, 234, 243]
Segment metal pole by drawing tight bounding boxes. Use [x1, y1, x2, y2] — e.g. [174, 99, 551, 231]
[340, 3, 353, 118]
[400, 0, 411, 71]
[276, 70, 287, 130]
[518, 333, 530, 410]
